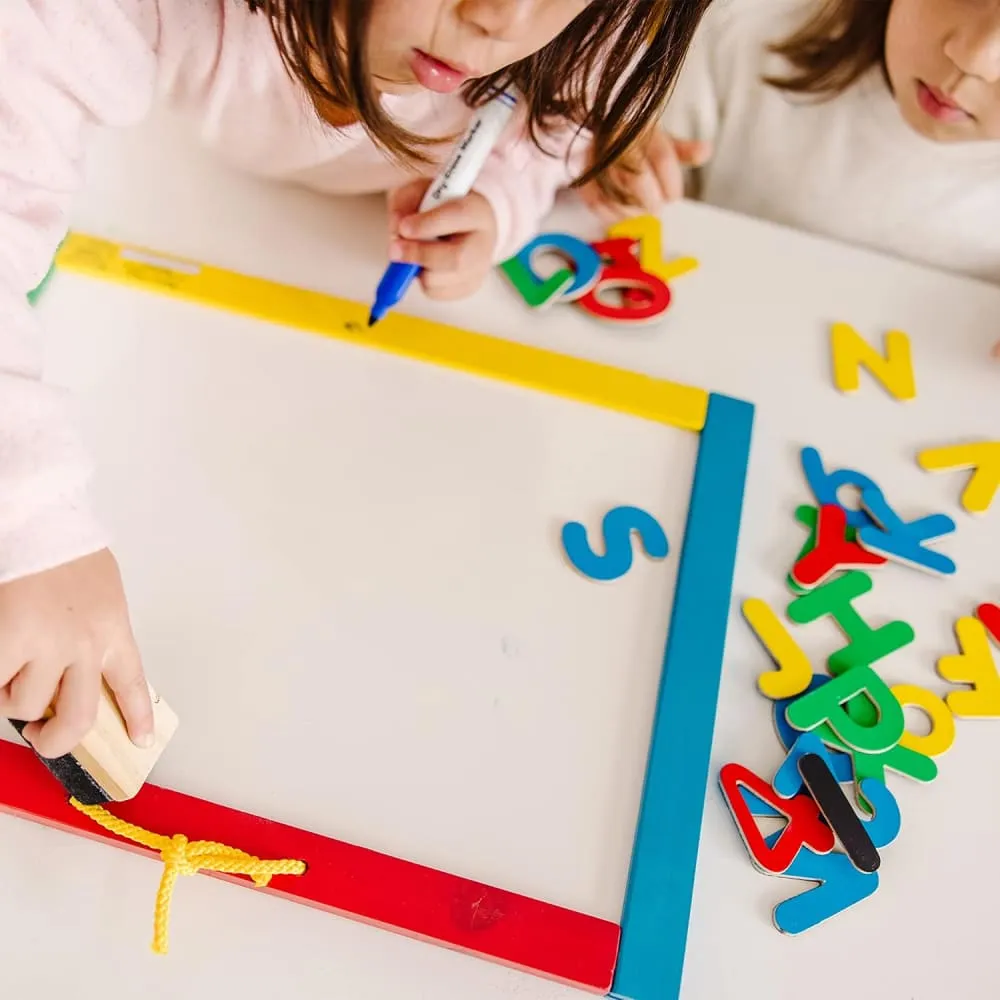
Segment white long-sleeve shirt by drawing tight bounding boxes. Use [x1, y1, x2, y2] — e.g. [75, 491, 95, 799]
[0, 0, 589, 584]
[661, 0, 1000, 284]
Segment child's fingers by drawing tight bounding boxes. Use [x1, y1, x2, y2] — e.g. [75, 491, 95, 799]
[397, 195, 493, 242]
[589, 198, 622, 225]
[387, 179, 431, 233]
[629, 166, 668, 214]
[394, 232, 490, 276]
[0, 646, 21, 690]
[393, 235, 466, 273]
[0, 659, 60, 722]
[102, 637, 154, 747]
[576, 182, 619, 224]
[24, 663, 100, 759]
[420, 269, 486, 301]
[647, 140, 686, 202]
[594, 202, 622, 225]
[672, 138, 712, 167]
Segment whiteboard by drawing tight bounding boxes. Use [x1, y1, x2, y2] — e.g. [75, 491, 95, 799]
[2, 261, 699, 995]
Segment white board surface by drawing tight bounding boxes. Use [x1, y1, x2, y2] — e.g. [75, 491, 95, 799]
[32, 269, 695, 914]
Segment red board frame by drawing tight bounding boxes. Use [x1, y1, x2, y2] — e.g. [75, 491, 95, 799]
[0, 740, 619, 992]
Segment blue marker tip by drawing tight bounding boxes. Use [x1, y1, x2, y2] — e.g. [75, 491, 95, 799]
[368, 261, 420, 326]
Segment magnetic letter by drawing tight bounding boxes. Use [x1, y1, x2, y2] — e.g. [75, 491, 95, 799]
[890, 684, 956, 757]
[770, 843, 878, 935]
[785, 664, 904, 754]
[719, 763, 835, 874]
[577, 238, 671, 323]
[800, 447, 880, 529]
[772, 732, 852, 799]
[937, 616, 1000, 717]
[854, 778, 902, 849]
[830, 322, 916, 401]
[787, 505, 859, 596]
[607, 215, 699, 284]
[742, 597, 812, 700]
[814, 725, 937, 809]
[918, 441, 1000, 515]
[978, 602, 1000, 643]
[791, 504, 886, 588]
[770, 777, 899, 934]
[500, 231, 601, 307]
[787, 570, 914, 676]
[797, 754, 880, 873]
[561, 506, 668, 581]
[777, 705, 935, 812]
[857, 486, 956, 577]
[773, 677, 855, 785]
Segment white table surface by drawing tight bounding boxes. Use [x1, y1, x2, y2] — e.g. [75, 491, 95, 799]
[3, 108, 1000, 1000]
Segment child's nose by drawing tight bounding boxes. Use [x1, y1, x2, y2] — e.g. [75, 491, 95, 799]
[457, 0, 532, 42]
[944, 17, 1000, 85]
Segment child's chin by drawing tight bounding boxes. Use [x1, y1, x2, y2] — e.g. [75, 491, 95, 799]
[898, 98, 974, 144]
[374, 78, 422, 97]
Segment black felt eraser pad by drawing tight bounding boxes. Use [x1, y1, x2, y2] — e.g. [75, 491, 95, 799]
[8, 720, 110, 806]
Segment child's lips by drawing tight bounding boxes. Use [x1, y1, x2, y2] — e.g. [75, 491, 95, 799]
[410, 50, 474, 94]
[916, 80, 973, 123]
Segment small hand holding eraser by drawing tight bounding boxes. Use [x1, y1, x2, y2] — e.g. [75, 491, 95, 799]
[11, 682, 178, 805]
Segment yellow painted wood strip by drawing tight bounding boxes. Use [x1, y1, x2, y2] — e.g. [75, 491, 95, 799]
[56, 232, 709, 432]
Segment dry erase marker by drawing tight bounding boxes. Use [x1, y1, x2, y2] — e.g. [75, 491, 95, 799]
[368, 88, 518, 327]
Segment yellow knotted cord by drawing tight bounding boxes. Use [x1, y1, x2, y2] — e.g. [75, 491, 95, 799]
[69, 797, 307, 955]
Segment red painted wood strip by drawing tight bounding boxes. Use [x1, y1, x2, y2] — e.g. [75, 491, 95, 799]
[0, 739, 619, 992]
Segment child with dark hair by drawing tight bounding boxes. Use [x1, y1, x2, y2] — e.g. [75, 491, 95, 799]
[629, 0, 1000, 292]
[0, 0, 713, 761]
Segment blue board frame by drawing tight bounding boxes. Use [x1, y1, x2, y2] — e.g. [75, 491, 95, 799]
[611, 393, 755, 1000]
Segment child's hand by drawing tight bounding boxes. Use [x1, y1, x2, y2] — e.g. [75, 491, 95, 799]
[387, 180, 498, 300]
[0, 549, 153, 759]
[579, 131, 712, 223]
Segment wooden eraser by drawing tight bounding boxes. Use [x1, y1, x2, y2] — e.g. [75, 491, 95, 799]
[9, 682, 177, 805]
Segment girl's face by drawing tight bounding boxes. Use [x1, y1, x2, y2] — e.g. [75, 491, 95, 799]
[364, 0, 589, 95]
[886, 0, 1000, 142]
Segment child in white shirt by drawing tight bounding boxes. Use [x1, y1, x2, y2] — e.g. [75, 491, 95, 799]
[592, 0, 1000, 310]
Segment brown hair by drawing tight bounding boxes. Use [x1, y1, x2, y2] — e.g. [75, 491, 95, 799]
[766, 0, 891, 98]
[246, 0, 714, 201]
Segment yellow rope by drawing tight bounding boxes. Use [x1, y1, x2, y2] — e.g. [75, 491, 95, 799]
[69, 797, 307, 955]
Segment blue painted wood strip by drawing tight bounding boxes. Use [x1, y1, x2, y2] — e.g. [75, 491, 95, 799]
[611, 393, 754, 1000]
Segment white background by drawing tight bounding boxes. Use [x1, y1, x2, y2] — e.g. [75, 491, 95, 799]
[2, 110, 1000, 1000]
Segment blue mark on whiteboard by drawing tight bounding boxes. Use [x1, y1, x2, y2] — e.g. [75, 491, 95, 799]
[561, 506, 668, 582]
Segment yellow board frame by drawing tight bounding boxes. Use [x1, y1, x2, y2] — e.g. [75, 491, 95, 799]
[55, 232, 708, 433]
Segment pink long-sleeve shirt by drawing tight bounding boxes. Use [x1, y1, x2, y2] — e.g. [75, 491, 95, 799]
[0, 0, 589, 584]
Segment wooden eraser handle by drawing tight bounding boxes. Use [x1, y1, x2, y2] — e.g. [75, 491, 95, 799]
[72, 682, 179, 802]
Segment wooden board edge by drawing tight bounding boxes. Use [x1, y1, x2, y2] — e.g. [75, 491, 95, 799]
[611, 393, 755, 1000]
[55, 232, 709, 433]
[0, 738, 618, 992]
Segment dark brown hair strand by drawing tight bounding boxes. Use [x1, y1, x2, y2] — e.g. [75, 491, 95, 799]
[247, 0, 714, 202]
[765, 0, 891, 98]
